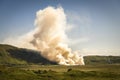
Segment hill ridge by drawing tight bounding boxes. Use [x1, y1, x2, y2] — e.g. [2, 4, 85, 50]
[0, 44, 120, 65]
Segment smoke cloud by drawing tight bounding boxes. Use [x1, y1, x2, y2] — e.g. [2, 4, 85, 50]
[30, 6, 84, 65]
[3, 6, 84, 65]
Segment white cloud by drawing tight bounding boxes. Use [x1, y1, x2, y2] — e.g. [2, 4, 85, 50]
[2, 30, 36, 50]
[68, 37, 90, 46]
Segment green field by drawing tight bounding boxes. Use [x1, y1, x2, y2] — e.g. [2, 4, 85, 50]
[0, 64, 120, 80]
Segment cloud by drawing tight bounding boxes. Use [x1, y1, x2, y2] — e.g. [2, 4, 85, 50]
[2, 30, 36, 50]
[68, 37, 90, 46]
[79, 48, 120, 56]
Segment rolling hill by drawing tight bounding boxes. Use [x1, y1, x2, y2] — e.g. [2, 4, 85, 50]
[84, 56, 120, 65]
[0, 44, 57, 65]
[0, 44, 120, 65]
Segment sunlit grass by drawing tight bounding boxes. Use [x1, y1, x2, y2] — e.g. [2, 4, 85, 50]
[0, 64, 120, 80]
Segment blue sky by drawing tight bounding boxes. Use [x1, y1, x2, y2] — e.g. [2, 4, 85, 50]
[0, 0, 120, 55]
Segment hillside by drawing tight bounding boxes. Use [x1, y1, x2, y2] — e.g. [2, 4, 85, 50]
[0, 44, 120, 65]
[0, 44, 57, 65]
[84, 56, 120, 65]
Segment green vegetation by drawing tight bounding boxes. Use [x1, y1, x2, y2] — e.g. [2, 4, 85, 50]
[0, 64, 120, 80]
[84, 56, 120, 65]
[0, 44, 120, 65]
[0, 44, 27, 64]
[0, 44, 120, 80]
[0, 44, 56, 65]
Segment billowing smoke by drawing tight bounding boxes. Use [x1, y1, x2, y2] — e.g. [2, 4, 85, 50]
[3, 6, 84, 65]
[30, 6, 84, 65]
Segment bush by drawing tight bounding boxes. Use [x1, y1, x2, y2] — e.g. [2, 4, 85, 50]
[67, 68, 72, 72]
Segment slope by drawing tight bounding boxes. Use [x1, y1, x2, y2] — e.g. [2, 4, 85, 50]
[0, 44, 56, 65]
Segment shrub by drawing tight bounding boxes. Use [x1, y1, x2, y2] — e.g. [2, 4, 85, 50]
[67, 68, 72, 72]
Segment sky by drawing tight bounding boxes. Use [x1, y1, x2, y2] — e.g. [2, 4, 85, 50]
[0, 0, 120, 56]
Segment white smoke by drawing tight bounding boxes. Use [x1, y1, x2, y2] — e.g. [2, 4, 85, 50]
[30, 6, 84, 65]
[3, 6, 85, 65]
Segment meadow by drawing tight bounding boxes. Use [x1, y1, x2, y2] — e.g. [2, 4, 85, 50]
[0, 64, 120, 80]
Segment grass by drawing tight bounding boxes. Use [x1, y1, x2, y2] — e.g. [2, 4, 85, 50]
[0, 44, 57, 65]
[0, 44, 120, 80]
[0, 64, 120, 80]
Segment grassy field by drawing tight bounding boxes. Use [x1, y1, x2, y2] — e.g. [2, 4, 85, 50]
[0, 44, 120, 80]
[0, 64, 120, 80]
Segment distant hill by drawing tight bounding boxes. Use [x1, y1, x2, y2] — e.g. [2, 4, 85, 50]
[0, 44, 57, 65]
[0, 44, 120, 65]
[84, 56, 120, 65]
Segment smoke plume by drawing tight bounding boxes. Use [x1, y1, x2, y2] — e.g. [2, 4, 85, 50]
[30, 6, 84, 65]
[3, 6, 84, 65]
